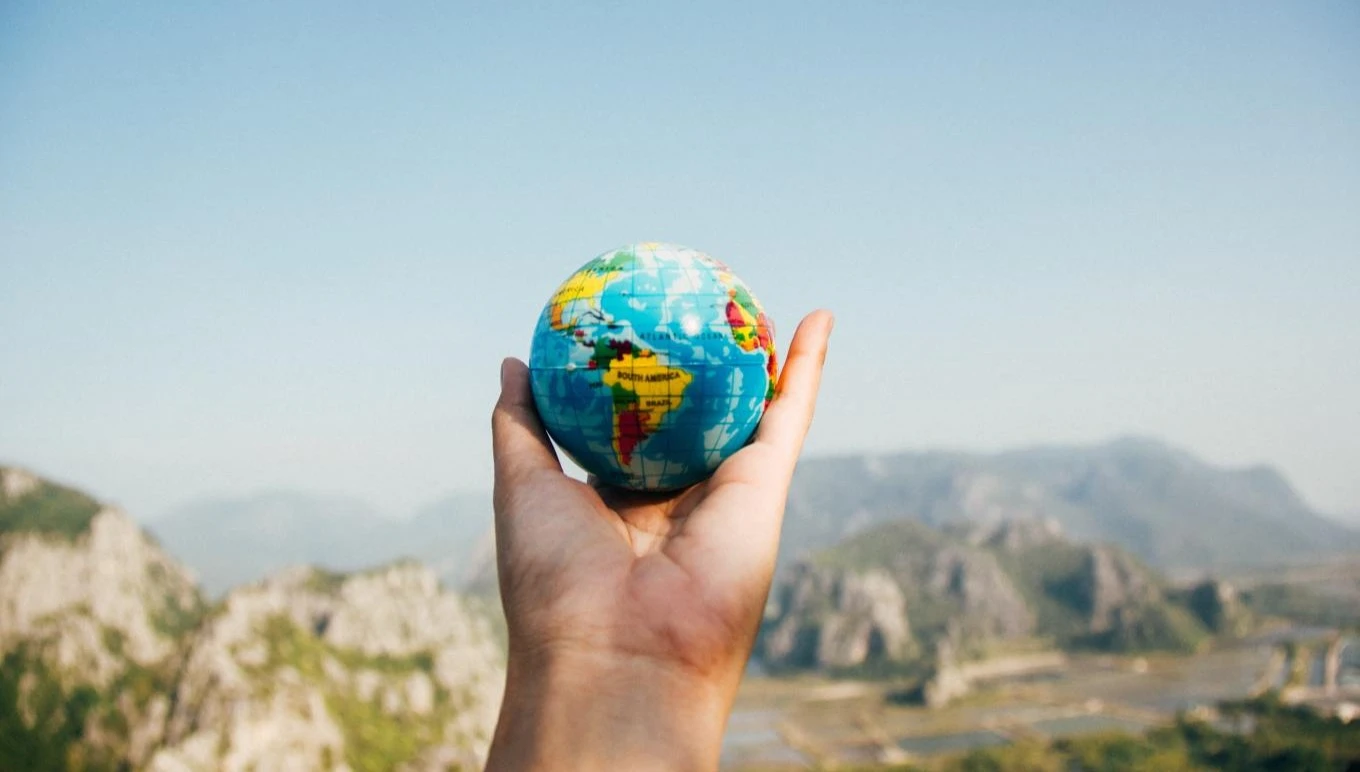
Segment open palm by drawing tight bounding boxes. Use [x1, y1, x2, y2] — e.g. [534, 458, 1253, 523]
[491, 311, 833, 687]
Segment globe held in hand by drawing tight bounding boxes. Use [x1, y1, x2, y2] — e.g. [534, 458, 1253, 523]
[529, 243, 777, 491]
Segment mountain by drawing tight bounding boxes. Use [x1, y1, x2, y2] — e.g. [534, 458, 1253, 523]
[147, 438, 1347, 597]
[151, 563, 504, 771]
[148, 491, 492, 596]
[0, 467, 203, 768]
[759, 516, 1244, 701]
[0, 467, 503, 770]
[780, 437, 1359, 571]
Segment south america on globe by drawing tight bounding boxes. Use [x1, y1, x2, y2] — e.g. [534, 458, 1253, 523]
[528, 243, 778, 491]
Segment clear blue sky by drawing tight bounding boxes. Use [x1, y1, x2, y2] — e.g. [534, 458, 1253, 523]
[3, 2, 1357, 520]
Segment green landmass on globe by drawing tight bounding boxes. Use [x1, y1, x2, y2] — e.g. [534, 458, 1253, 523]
[528, 243, 778, 491]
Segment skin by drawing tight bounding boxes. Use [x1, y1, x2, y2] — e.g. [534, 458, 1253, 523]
[486, 309, 834, 772]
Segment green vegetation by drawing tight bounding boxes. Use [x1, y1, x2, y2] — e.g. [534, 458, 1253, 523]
[92, 652, 180, 751]
[303, 567, 350, 594]
[327, 684, 430, 771]
[258, 614, 436, 676]
[0, 649, 116, 772]
[255, 614, 459, 772]
[99, 627, 126, 658]
[137, 565, 208, 647]
[776, 519, 1216, 684]
[835, 657, 933, 683]
[301, 561, 428, 595]
[0, 621, 183, 770]
[1000, 543, 1210, 654]
[996, 542, 1095, 642]
[0, 480, 102, 541]
[925, 732, 1204, 772]
[149, 592, 206, 640]
[1087, 603, 1209, 654]
[810, 521, 980, 654]
[1243, 582, 1360, 628]
[842, 695, 1360, 771]
[814, 520, 950, 571]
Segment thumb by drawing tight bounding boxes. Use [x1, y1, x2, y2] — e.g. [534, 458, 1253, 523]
[491, 358, 562, 494]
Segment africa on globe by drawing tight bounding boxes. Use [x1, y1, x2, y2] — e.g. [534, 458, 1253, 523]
[528, 243, 778, 491]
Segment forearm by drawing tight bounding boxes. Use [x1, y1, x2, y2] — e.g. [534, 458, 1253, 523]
[485, 648, 735, 772]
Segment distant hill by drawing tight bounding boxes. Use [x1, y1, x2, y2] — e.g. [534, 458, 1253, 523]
[148, 491, 492, 595]
[147, 438, 1355, 595]
[758, 516, 1248, 705]
[781, 437, 1359, 571]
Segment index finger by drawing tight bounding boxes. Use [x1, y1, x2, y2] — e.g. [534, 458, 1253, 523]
[663, 310, 833, 589]
[752, 309, 834, 469]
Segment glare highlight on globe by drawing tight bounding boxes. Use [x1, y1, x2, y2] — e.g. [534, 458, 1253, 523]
[529, 243, 778, 491]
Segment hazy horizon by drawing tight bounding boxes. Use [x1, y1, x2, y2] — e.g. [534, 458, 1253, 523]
[4, 433, 1357, 528]
[4, 3, 1357, 522]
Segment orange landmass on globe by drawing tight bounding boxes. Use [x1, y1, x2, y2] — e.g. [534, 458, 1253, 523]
[723, 284, 778, 405]
[600, 348, 693, 466]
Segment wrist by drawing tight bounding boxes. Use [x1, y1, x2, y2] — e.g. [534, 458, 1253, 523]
[486, 644, 734, 772]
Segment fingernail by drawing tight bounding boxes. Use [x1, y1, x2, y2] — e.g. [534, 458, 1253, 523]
[500, 359, 510, 391]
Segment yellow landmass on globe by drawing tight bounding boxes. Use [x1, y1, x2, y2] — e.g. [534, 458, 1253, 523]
[600, 349, 693, 466]
[548, 265, 623, 330]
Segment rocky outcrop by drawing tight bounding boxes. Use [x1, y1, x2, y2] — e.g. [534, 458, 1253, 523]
[964, 516, 1064, 552]
[0, 472, 203, 768]
[763, 566, 914, 669]
[762, 522, 1038, 671]
[760, 518, 1215, 677]
[0, 467, 505, 771]
[928, 547, 1034, 640]
[921, 639, 1069, 709]
[1, 467, 41, 500]
[921, 639, 970, 708]
[1184, 579, 1251, 637]
[0, 508, 200, 677]
[1080, 546, 1158, 634]
[151, 563, 503, 772]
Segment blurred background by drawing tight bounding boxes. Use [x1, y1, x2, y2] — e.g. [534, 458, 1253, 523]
[2, 2, 1357, 770]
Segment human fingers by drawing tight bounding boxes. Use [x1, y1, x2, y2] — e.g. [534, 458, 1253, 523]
[663, 311, 832, 590]
[752, 309, 834, 472]
[492, 358, 563, 501]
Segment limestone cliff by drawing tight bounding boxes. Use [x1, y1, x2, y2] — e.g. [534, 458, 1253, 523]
[1180, 578, 1252, 637]
[150, 563, 504, 772]
[761, 520, 1036, 671]
[763, 565, 915, 669]
[1, 468, 202, 768]
[0, 467, 504, 771]
[760, 517, 1210, 674]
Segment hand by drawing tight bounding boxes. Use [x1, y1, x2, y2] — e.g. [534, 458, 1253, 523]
[485, 310, 833, 772]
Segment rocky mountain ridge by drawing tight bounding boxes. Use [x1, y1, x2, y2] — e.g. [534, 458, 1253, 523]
[759, 516, 1244, 687]
[0, 467, 503, 771]
[136, 439, 1356, 603]
[780, 437, 1359, 571]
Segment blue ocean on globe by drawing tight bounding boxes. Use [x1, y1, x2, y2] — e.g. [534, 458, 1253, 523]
[528, 243, 778, 491]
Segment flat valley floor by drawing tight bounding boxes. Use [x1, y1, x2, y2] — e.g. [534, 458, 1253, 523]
[721, 643, 1282, 770]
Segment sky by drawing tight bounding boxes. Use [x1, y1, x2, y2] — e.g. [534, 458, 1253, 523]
[2, 2, 1357, 522]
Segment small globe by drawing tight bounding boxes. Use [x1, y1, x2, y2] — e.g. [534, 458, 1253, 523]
[529, 243, 778, 491]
